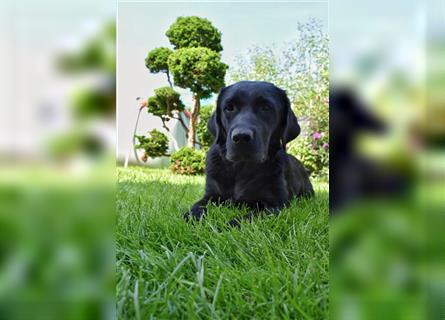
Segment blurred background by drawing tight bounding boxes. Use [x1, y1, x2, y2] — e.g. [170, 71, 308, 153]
[0, 0, 115, 319]
[330, 0, 445, 319]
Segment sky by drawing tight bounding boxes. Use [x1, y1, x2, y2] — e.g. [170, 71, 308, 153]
[117, 1, 328, 161]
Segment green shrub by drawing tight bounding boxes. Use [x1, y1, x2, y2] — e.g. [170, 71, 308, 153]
[166, 16, 223, 52]
[196, 105, 215, 150]
[288, 131, 329, 178]
[135, 129, 169, 161]
[145, 47, 173, 73]
[71, 87, 114, 119]
[288, 85, 329, 178]
[170, 147, 206, 175]
[146, 86, 185, 118]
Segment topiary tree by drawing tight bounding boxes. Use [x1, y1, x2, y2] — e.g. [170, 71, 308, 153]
[146, 86, 187, 132]
[144, 16, 227, 150]
[58, 21, 116, 119]
[168, 47, 227, 147]
[145, 47, 174, 87]
[50, 20, 115, 161]
[135, 129, 169, 161]
[165, 16, 223, 52]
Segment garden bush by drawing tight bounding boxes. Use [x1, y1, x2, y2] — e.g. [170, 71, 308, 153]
[288, 85, 329, 178]
[135, 129, 169, 161]
[287, 131, 329, 178]
[170, 147, 206, 175]
[146, 86, 185, 119]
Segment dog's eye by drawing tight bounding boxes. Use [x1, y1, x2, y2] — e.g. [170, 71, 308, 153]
[225, 104, 235, 112]
[261, 104, 271, 112]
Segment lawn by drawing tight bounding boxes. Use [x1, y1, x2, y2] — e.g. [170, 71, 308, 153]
[116, 167, 329, 319]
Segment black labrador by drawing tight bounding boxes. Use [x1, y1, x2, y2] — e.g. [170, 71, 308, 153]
[330, 88, 407, 212]
[183, 81, 314, 226]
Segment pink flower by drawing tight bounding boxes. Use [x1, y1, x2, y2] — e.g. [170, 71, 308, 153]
[139, 100, 147, 110]
[312, 132, 322, 140]
[322, 142, 329, 149]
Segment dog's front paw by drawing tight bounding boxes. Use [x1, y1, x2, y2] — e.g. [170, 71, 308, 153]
[227, 212, 258, 228]
[182, 207, 205, 222]
[227, 218, 242, 228]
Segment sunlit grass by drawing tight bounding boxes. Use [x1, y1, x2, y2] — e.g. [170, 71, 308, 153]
[117, 167, 328, 319]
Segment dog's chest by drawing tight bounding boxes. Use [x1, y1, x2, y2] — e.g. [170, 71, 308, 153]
[231, 169, 285, 205]
[208, 150, 288, 204]
[212, 165, 270, 201]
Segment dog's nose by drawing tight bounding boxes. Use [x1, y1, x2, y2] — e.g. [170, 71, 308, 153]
[231, 128, 253, 144]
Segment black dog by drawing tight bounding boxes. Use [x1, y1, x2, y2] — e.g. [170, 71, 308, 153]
[330, 88, 407, 212]
[183, 81, 313, 226]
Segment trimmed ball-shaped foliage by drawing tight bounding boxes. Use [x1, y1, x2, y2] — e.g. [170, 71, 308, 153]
[168, 48, 228, 99]
[166, 16, 223, 52]
[145, 47, 173, 73]
[71, 87, 115, 119]
[135, 129, 169, 160]
[170, 147, 206, 175]
[146, 86, 185, 118]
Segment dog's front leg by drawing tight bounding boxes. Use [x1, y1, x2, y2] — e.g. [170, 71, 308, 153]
[183, 195, 222, 222]
[227, 205, 283, 228]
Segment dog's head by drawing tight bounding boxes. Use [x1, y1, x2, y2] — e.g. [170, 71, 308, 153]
[330, 88, 386, 155]
[208, 81, 300, 163]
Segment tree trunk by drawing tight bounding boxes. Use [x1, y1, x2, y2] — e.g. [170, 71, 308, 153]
[166, 72, 173, 88]
[187, 94, 200, 148]
[174, 113, 189, 138]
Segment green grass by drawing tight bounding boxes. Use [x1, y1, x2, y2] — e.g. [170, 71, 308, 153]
[117, 167, 328, 319]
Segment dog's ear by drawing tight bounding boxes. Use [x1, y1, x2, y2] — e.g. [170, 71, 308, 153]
[207, 111, 218, 137]
[208, 86, 227, 144]
[280, 89, 300, 146]
[331, 88, 386, 134]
